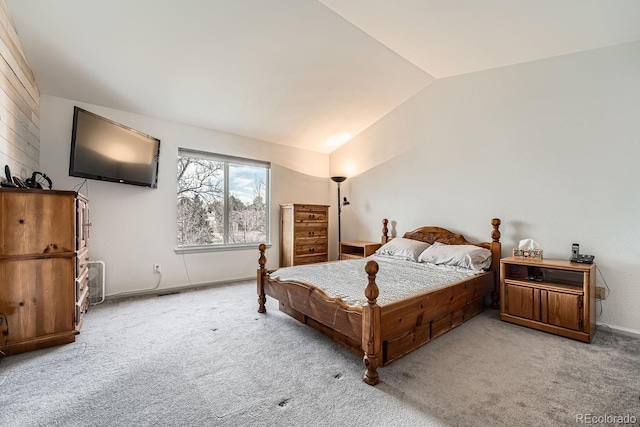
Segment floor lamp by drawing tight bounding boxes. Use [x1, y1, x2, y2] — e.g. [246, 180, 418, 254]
[331, 176, 350, 257]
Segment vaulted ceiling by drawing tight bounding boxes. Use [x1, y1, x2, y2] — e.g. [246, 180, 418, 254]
[7, 0, 640, 153]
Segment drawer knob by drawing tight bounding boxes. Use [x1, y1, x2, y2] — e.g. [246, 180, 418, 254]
[308, 231, 314, 236]
[308, 214, 315, 219]
[309, 247, 315, 252]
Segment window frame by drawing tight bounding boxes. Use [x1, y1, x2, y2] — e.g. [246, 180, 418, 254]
[175, 148, 271, 254]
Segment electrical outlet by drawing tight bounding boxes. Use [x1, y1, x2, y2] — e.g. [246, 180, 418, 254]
[153, 264, 161, 274]
[595, 286, 606, 300]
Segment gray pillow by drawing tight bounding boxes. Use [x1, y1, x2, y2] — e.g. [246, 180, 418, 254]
[418, 242, 492, 271]
[374, 237, 431, 262]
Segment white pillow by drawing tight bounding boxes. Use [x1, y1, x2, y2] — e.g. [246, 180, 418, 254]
[374, 237, 431, 262]
[418, 242, 492, 271]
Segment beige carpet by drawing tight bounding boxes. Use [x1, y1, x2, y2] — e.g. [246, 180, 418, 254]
[1, 280, 638, 426]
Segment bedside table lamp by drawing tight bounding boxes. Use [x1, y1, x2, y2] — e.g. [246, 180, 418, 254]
[331, 176, 350, 250]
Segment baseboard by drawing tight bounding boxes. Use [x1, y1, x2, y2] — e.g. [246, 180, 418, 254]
[102, 287, 640, 340]
[596, 322, 640, 338]
[105, 277, 255, 301]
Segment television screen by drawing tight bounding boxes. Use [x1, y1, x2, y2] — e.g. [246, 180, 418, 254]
[69, 106, 160, 188]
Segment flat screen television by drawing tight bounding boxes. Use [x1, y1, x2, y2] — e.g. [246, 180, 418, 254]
[69, 106, 160, 188]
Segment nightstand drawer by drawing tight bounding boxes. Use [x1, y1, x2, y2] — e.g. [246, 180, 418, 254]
[340, 253, 363, 260]
[295, 242, 327, 256]
[294, 208, 328, 223]
[76, 268, 89, 298]
[294, 227, 327, 241]
[294, 255, 328, 265]
[76, 248, 89, 277]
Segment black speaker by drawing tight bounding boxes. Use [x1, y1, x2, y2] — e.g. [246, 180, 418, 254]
[25, 172, 52, 190]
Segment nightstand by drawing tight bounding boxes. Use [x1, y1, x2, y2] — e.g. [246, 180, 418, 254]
[340, 241, 382, 260]
[500, 257, 596, 343]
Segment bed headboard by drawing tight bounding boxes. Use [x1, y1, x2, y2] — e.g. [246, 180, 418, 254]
[381, 218, 501, 248]
[403, 226, 476, 246]
[380, 218, 502, 308]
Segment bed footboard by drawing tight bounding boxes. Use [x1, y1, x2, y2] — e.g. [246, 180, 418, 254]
[257, 244, 267, 313]
[362, 260, 382, 385]
[490, 218, 502, 309]
[257, 244, 382, 385]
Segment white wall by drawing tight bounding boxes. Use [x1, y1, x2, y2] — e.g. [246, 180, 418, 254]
[40, 95, 331, 296]
[332, 42, 640, 334]
[36, 41, 640, 332]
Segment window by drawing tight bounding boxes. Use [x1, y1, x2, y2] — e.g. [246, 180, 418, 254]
[177, 148, 270, 251]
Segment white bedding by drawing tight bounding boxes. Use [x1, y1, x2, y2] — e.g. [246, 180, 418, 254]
[269, 255, 483, 307]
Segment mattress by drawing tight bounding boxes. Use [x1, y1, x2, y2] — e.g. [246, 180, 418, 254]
[269, 255, 481, 307]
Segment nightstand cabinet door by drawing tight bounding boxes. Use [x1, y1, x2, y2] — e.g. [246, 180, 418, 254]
[504, 283, 536, 320]
[503, 284, 584, 332]
[0, 258, 75, 342]
[546, 291, 582, 331]
[0, 191, 75, 256]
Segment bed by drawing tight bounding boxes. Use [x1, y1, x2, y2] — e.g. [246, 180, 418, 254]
[257, 218, 502, 385]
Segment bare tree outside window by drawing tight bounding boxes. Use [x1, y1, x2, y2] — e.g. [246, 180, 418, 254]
[177, 151, 269, 248]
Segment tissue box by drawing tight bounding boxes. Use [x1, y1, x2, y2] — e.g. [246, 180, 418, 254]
[512, 248, 543, 259]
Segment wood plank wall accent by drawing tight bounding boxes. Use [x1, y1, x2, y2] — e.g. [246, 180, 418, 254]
[0, 0, 40, 179]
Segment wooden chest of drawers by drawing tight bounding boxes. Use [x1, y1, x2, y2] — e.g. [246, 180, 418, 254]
[280, 204, 329, 267]
[0, 189, 90, 355]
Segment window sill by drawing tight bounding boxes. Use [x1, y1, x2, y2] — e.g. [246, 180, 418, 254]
[174, 243, 271, 255]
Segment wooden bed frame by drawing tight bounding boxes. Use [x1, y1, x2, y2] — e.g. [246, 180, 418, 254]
[257, 218, 501, 385]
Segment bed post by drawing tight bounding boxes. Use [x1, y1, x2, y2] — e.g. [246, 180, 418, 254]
[490, 218, 502, 309]
[381, 218, 389, 244]
[258, 243, 267, 313]
[362, 260, 381, 385]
